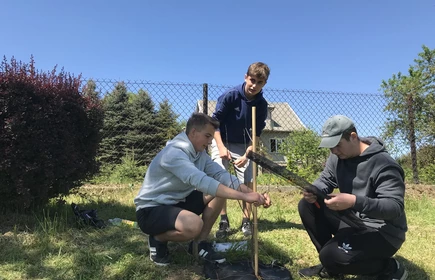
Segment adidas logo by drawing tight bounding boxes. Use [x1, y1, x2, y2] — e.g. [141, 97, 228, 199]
[338, 242, 352, 253]
[199, 249, 209, 258]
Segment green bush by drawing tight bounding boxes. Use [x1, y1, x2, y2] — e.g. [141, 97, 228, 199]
[419, 163, 435, 184]
[397, 144, 435, 184]
[91, 153, 147, 184]
[280, 129, 329, 183]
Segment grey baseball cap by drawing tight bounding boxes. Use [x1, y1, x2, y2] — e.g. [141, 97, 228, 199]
[319, 115, 355, 148]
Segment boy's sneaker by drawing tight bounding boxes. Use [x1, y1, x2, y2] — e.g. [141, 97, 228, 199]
[148, 235, 170, 266]
[298, 264, 341, 278]
[378, 258, 408, 280]
[241, 221, 252, 237]
[215, 220, 230, 238]
[189, 240, 226, 263]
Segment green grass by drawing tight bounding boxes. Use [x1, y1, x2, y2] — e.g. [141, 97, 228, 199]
[0, 184, 434, 279]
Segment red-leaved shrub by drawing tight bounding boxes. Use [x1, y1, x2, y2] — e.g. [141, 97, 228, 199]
[0, 56, 103, 210]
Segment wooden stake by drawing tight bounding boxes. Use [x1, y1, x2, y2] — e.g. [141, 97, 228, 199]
[252, 106, 259, 277]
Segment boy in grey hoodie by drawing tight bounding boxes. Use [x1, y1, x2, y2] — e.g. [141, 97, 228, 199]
[134, 113, 271, 266]
[298, 115, 408, 280]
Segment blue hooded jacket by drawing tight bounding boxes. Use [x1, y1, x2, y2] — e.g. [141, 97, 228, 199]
[212, 83, 268, 144]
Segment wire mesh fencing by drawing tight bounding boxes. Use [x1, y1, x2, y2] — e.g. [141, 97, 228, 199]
[87, 78, 407, 166]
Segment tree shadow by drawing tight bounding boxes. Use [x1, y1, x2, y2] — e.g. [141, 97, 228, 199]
[258, 218, 305, 232]
[0, 193, 432, 280]
[0, 198, 205, 279]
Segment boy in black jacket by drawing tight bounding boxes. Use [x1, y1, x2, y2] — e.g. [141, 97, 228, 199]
[298, 115, 408, 280]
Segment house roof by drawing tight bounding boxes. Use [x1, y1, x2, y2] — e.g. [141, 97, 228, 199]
[196, 100, 306, 132]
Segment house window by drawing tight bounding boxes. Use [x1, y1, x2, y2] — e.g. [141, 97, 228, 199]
[267, 106, 275, 120]
[270, 138, 284, 153]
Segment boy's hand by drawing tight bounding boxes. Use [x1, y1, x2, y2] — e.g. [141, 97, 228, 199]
[324, 193, 356, 211]
[233, 145, 253, 168]
[302, 191, 318, 204]
[218, 146, 231, 160]
[262, 193, 272, 208]
[245, 192, 265, 205]
[233, 156, 248, 168]
[238, 185, 271, 207]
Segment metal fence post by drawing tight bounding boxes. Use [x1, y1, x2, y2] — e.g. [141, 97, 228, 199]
[203, 83, 208, 115]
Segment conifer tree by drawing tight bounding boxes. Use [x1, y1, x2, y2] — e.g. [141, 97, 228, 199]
[82, 80, 104, 149]
[99, 82, 131, 164]
[127, 89, 163, 164]
[155, 99, 182, 142]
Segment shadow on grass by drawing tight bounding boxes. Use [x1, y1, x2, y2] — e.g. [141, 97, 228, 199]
[289, 256, 430, 280]
[69, 199, 299, 279]
[392, 256, 429, 280]
[0, 198, 205, 280]
[0, 188, 432, 280]
[258, 218, 305, 232]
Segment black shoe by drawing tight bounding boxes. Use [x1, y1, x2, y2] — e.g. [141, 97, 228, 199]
[377, 258, 408, 280]
[148, 235, 170, 266]
[189, 240, 226, 263]
[241, 221, 252, 237]
[215, 220, 230, 238]
[298, 264, 341, 278]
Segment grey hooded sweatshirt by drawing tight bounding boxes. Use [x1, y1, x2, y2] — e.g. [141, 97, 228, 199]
[314, 137, 407, 249]
[134, 132, 241, 211]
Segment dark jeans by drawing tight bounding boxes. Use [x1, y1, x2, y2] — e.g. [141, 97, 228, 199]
[298, 198, 398, 276]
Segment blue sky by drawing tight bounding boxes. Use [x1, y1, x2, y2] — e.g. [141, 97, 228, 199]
[2, 0, 434, 150]
[2, 0, 434, 93]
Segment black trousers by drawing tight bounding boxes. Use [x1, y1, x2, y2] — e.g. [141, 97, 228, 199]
[298, 198, 398, 276]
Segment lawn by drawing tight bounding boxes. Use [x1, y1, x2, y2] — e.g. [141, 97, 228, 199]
[0, 183, 433, 280]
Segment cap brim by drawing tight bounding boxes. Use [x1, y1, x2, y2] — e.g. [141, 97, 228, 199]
[319, 134, 342, 148]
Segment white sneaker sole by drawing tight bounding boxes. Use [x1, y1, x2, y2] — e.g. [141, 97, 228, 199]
[150, 255, 170, 266]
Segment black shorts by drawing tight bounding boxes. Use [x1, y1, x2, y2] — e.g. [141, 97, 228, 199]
[136, 190, 206, 236]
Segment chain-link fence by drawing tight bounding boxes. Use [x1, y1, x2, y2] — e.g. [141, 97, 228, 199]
[89, 79, 406, 162]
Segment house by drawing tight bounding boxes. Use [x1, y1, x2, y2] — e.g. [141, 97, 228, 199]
[196, 100, 306, 165]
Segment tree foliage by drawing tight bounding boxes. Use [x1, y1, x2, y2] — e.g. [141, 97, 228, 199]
[82, 79, 104, 149]
[280, 129, 329, 183]
[381, 45, 435, 183]
[0, 57, 103, 210]
[127, 89, 163, 165]
[414, 46, 435, 139]
[398, 144, 435, 184]
[98, 82, 131, 165]
[155, 99, 182, 142]
[98, 86, 181, 167]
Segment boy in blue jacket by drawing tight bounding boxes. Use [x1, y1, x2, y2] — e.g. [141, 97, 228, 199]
[211, 62, 270, 238]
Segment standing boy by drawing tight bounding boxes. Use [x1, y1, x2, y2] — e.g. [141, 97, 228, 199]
[211, 62, 270, 238]
[134, 113, 271, 266]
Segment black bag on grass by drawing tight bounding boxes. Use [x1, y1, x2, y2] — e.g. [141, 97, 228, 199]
[71, 203, 106, 229]
[203, 259, 292, 280]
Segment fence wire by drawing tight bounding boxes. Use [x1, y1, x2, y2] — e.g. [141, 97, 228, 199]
[87, 79, 407, 163]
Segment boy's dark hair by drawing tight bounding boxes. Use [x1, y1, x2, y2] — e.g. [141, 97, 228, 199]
[247, 62, 270, 81]
[341, 126, 358, 141]
[185, 113, 219, 134]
